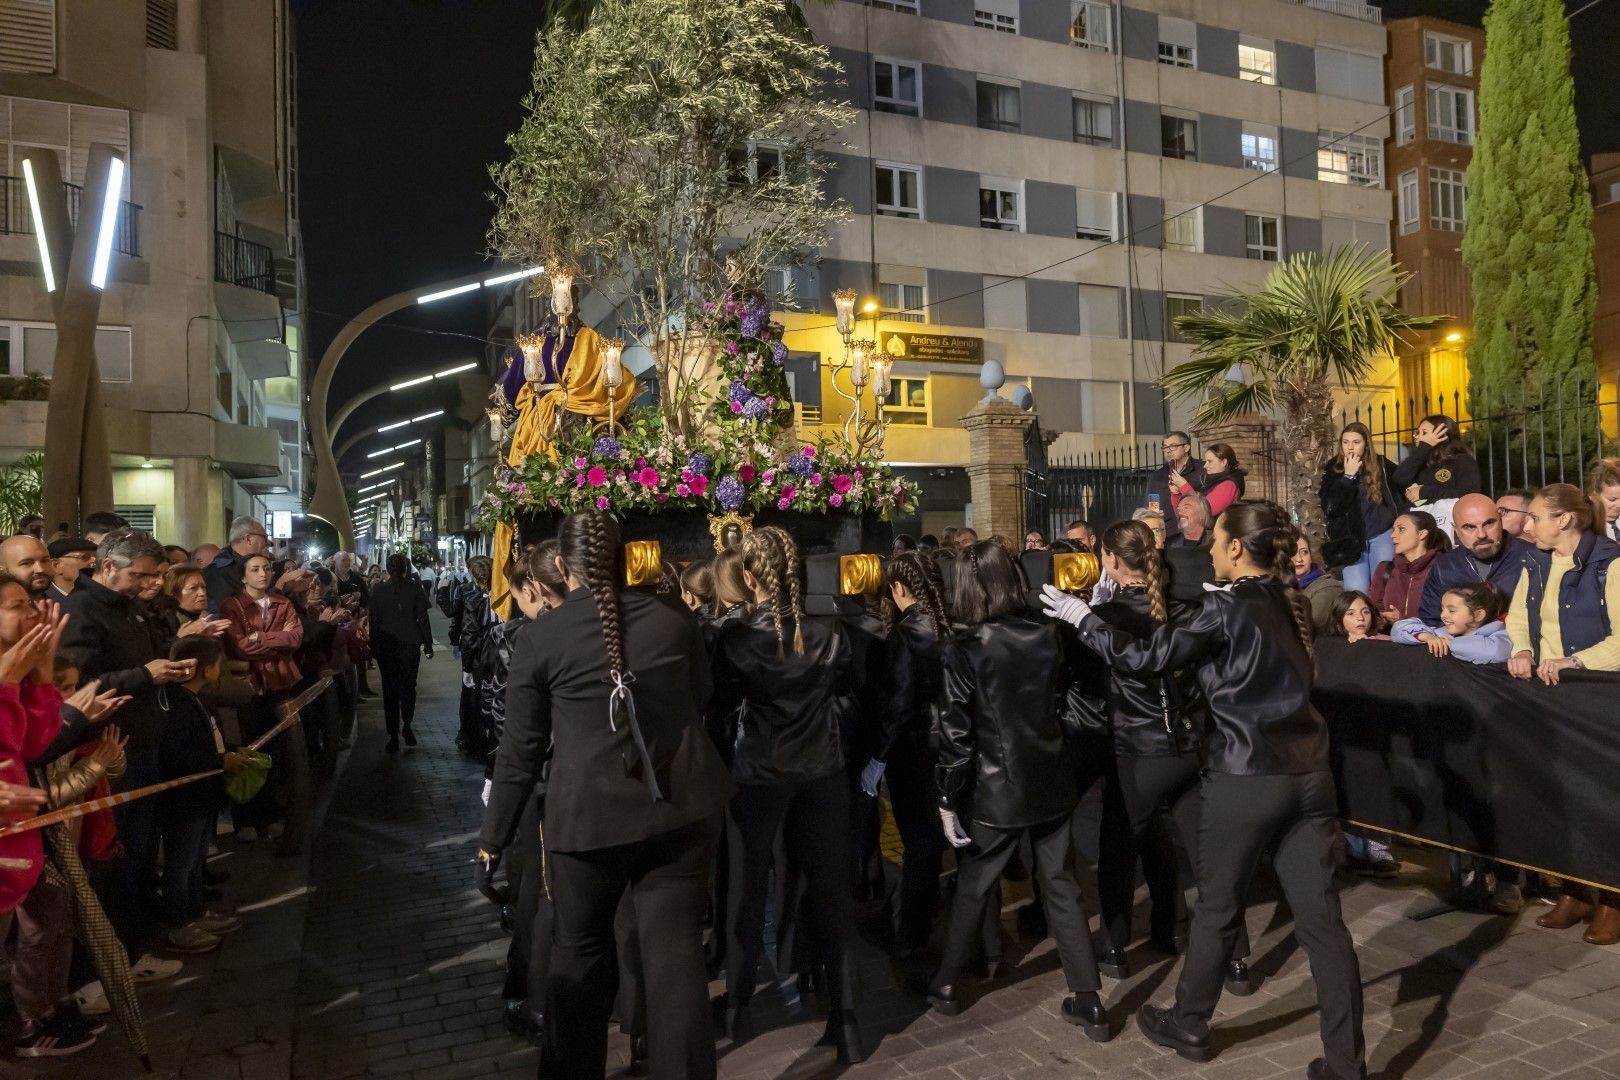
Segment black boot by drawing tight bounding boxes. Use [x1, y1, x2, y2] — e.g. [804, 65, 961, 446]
[627, 1033, 649, 1076]
[1307, 1058, 1368, 1080]
[1135, 1003, 1212, 1062]
[725, 1004, 755, 1043]
[1060, 994, 1113, 1043]
[1224, 958, 1255, 997]
[820, 1010, 867, 1064]
[1097, 948, 1130, 980]
[402, 724, 417, 748]
[909, 974, 960, 1015]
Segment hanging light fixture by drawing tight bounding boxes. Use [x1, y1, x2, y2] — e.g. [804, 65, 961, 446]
[833, 289, 857, 342]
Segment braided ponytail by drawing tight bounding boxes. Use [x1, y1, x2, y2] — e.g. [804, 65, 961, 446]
[767, 527, 805, 656]
[559, 511, 626, 677]
[742, 528, 804, 657]
[1099, 520, 1166, 623]
[884, 551, 952, 639]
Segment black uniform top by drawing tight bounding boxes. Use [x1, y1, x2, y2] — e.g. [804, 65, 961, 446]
[1076, 576, 1327, 776]
[368, 576, 433, 647]
[876, 604, 945, 763]
[480, 587, 734, 854]
[935, 615, 1078, 830]
[1088, 586, 1202, 758]
[710, 605, 854, 787]
[1390, 442, 1482, 503]
[837, 606, 889, 765]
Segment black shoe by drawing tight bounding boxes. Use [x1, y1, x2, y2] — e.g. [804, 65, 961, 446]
[402, 726, 417, 748]
[1061, 995, 1114, 1042]
[917, 976, 960, 1015]
[627, 1033, 649, 1076]
[827, 1009, 867, 1065]
[1098, 948, 1130, 980]
[502, 999, 542, 1040]
[1225, 958, 1255, 997]
[1149, 932, 1188, 956]
[385, 737, 399, 754]
[1135, 1003, 1212, 1063]
[1307, 1058, 1368, 1080]
[725, 1005, 755, 1043]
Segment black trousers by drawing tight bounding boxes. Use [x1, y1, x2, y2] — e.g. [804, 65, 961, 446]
[502, 791, 549, 1006]
[1175, 771, 1364, 1078]
[935, 814, 1101, 995]
[373, 640, 421, 737]
[885, 740, 945, 951]
[727, 773, 858, 1011]
[1115, 752, 1249, 959]
[543, 815, 721, 1080]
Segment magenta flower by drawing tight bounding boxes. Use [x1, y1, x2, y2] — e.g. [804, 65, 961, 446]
[675, 483, 691, 497]
[637, 467, 660, 487]
[595, 495, 610, 509]
[725, 341, 739, 355]
[636, 456, 647, 468]
[810, 472, 823, 486]
[781, 484, 797, 501]
[575, 474, 587, 488]
[587, 467, 608, 487]
[777, 497, 791, 511]
[762, 470, 776, 485]
[681, 469, 694, 483]
[802, 446, 816, 459]
[832, 474, 853, 494]
[731, 400, 743, 414]
[573, 456, 587, 468]
[739, 464, 756, 482]
[829, 493, 844, 508]
[690, 475, 709, 496]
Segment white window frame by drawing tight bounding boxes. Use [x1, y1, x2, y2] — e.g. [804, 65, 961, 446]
[1316, 130, 1382, 187]
[728, 140, 784, 185]
[0, 94, 133, 193]
[872, 57, 922, 117]
[979, 176, 1023, 232]
[1398, 170, 1420, 235]
[869, 0, 919, 13]
[1069, 0, 1111, 51]
[1426, 84, 1474, 144]
[1394, 85, 1415, 145]
[1163, 204, 1201, 253]
[1072, 93, 1114, 145]
[1315, 46, 1383, 104]
[883, 376, 930, 425]
[1, 320, 133, 382]
[1165, 294, 1203, 344]
[1238, 38, 1275, 85]
[1077, 379, 1127, 432]
[1161, 111, 1198, 161]
[1424, 31, 1472, 75]
[1429, 166, 1466, 231]
[975, 76, 1021, 134]
[973, 0, 1018, 34]
[1157, 16, 1197, 69]
[878, 280, 927, 324]
[1075, 188, 1117, 242]
[874, 161, 923, 219]
[1245, 213, 1281, 261]
[1242, 123, 1278, 173]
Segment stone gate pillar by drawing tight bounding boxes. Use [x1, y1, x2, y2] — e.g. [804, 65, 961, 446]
[961, 396, 1037, 542]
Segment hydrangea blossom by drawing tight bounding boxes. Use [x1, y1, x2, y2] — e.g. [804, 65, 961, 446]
[591, 436, 623, 459]
[786, 453, 814, 477]
[740, 396, 770, 422]
[728, 380, 752, 405]
[716, 475, 746, 511]
[771, 339, 788, 365]
[686, 452, 713, 477]
[740, 299, 769, 339]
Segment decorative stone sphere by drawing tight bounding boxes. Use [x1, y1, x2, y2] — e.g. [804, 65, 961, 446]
[979, 359, 1005, 396]
[1011, 384, 1034, 410]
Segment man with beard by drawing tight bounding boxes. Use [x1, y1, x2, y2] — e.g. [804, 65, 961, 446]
[0, 534, 54, 598]
[1417, 492, 1535, 624]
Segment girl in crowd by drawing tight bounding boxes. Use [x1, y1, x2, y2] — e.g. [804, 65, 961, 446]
[873, 551, 950, 957]
[1291, 536, 1343, 637]
[1590, 457, 1620, 543]
[1506, 482, 1620, 945]
[923, 541, 1111, 1042]
[1045, 501, 1364, 1080]
[1320, 422, 1403, 593]
[1192, 443, 1246, 518]
[1391, 415, 1481, 535]
[1369, 511, 1449, 624]
[709, 527, 866, 1062]
[1391, 583, 1510, 664]
[1089, 521, 1253, 995]
[478, 512, 733, 1079]
[1328, 591, 1385, 643]
[679, 562, 715, 616]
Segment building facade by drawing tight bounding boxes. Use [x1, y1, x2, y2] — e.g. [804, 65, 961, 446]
[0, 0, 304, 547]
[1383, 14, 1481, 414]
[769, 0, 1390, 511]
[1594, 153, 1620, 410]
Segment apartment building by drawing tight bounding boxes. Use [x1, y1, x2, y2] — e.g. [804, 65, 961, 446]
[0, 0, 304, 546]
[768, 0, 1391, 494]
[1383, 14, 1481, 412]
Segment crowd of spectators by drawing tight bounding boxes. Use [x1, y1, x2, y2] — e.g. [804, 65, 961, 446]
[0, 511, 388, 1060]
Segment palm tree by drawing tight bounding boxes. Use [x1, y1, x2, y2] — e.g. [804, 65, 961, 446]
[1163, 246, 1445, 540]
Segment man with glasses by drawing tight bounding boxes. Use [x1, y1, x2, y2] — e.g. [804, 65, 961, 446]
[204, 515, 271, 615]
[1148, 432, 1204, 545]
[1495, 490, 1533, 541]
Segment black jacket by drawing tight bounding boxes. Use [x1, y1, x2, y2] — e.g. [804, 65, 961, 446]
[334, 572, 369, 606]
[1089, 587, 1202, 758]
[484, 612, 530, 780]
[710, 605, 854, 787]
[368, 577, 433, 648]
[1076, 577, 1328, 776]
[935, 615, 1077, 829]
[1319, 457, 1402, 568]
[1147, 458, 1206, 543]
[481, 587, 733, 854]
[1163, 542, 1216, 602]
[58, 577, 165, 757]
[157, 687, 225, 819]
[457, 588, 495, 672]
[876, 605, 945, 763]
[1391, 442, 1481, 504]
[836, 605, 889, 765]
[203, 547, 250, 616]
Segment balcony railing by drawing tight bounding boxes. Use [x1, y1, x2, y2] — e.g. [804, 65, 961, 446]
[0, 175, 143, 258]
[215, 231, 276, 295]
[1289, 0, 1381, 24]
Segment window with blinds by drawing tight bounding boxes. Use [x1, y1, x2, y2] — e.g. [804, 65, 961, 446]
[114, 505, 157, 533]
[0, 0, 55, 75]
[146, 0, 178, 50]
[0, 95, 132, 193]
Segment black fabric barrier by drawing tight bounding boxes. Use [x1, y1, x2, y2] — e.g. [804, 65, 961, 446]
[1313, 637, 1620, 891]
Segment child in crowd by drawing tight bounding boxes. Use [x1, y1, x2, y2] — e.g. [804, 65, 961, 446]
[1329, 592, 1386, 642]
[1390, 583, 1511, 665]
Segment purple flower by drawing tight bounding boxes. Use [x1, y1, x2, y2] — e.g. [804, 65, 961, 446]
[740, 299, 769, 339]
[716, 476, 746, 511]
[686, 452, 713, 476]
[771, 339, 788, 365]
[829, 493, 844, 508]
[786, 453, 813, 477]
[591, 436, 622, 459]
[703, 301, 714, 313]
[728, 380, 752, 405]
[725, 341, 739, 355]
[740, 396, 770, 421]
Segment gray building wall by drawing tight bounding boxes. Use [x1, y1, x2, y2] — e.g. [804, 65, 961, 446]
[1119, 6, 1158, 63]
[923, 165, 980, 228]
[1199, 113, 1242, 169]
[929, 269, 985, 328]
[932, 0, 975, 26]
[1022, 81, 1074, 143]
[1124, 99, 1161, 157]
[1027, 279, 1081, 336]
[1281, 127, 1318, 180]
[1203, 204, 1248, 260]
[1127, 194, 1165, 249]
[923, 64, 976, 127]
[827, 46, 867, 107]
[1132, 287, 1166, 342]
[1026, 179, 1076, 239]
[1197, 25, 1239, 79]
[1020, 0, 1071, 44]
[825, 152, 873, 215]
[1284, 216, 1322, 257]
[818, 258, 873, 311]
[1276, 40, 1317, 93]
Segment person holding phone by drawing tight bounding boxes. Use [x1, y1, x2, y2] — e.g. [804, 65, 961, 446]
[1150, 432, 1205, 546]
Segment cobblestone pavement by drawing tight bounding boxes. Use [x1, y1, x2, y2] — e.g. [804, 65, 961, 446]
[32, 631, 1620, 1079]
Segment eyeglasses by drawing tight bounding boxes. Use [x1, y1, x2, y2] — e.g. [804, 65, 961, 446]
[1161, 442, 1187, 452]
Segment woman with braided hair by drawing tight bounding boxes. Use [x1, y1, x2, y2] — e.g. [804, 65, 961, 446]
[477, 511, 733, 1080]
[709, 526, 868, 1063]
[1087, 520, 1253, 993]
[1044, 501, 1363, 1080]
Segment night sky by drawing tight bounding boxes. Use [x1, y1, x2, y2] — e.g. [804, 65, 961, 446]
[292, 0, 1620, 467]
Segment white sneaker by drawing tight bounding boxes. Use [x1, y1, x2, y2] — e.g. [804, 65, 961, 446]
[234, 827, 259, 844]
[194, 911, 243, 935]
[131, 954, 183, 983]
[72, 981, 111, 1016]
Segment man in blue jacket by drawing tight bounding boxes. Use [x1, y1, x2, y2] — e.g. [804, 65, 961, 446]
[1417, 493, 1535, 624]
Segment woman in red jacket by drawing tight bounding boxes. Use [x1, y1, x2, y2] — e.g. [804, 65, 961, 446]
[220, 554, 302, 840]
[1368, 511, 1450, 624]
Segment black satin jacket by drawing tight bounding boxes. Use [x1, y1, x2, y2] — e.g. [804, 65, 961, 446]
[875, 605, 945, 763]
[935, 615, 1078, 829]
[1089, 587, 1202, 758]
[1076, 577, 1328, 776]
[711, 605, 853, 786]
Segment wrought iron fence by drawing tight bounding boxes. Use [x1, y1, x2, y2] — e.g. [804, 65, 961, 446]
[215, 231, 276, 294]
[0, 174, 143, 257]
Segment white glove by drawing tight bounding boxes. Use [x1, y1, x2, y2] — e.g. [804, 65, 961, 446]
[939, 807, 972, 848]
[1041, 583, 1092, 628]
[480, 778, 492, 807]
[860, 758, 886, 797]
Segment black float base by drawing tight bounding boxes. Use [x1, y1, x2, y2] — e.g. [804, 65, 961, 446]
[516, 509, 893, 561]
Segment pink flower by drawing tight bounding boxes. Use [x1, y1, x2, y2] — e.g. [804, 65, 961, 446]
[829, 493, 843, 508]
[766, 396, 777, 407]
[762, 470, 776, 485]
[575, 474, 587, 488]
[675, 483, 691, 497]
[573, 456, 587, 468]
[810, 472, 823, 486]
[681, 469, 694, 483]
[802, 446, 816, 459]
[725, 341, 739, 355]
[854, 469, 865, 482]
[832, 474, 853, 494]
[739, 464, 756, 482]
[637, 467, 660, 487]
[587, 467, 608, 487]
[777, 497, 791, 511]
[781, 484, 797, 501]
[690, 475, 709, 495]
[636, 456, 647, 467]
[731, 401, 743, 414]
[657, 494, 669, 504]
[595, 496, 610, 509]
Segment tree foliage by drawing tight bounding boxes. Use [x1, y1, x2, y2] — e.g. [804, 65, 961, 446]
[1163, 247, 1443, 536]
[0, 453, 44, 534]
[488, 0, 853, 436]
[1462, 0, 1595, 416]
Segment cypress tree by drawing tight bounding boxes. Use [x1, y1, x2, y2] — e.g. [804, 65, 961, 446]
[1462, 0, 1596, 418]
